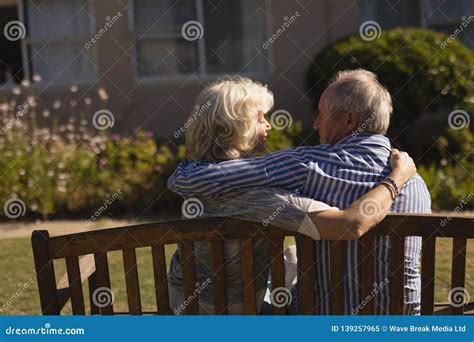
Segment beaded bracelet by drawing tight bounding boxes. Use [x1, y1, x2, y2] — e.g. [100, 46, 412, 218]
[384, 177, 399, 196]
[380, 177, 399, 200]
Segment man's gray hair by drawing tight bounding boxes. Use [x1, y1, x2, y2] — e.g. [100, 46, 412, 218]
[326, 69, 392, 134]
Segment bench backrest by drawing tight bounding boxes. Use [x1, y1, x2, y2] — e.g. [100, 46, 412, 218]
[31, 213, 474, 315]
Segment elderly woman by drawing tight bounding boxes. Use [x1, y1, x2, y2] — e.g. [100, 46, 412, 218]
[167, 76, 416, 315]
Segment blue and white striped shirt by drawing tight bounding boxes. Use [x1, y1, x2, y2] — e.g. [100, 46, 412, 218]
[167, 133, 432, 315]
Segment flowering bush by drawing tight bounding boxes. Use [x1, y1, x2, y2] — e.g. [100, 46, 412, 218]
[0, 89, 183, 219]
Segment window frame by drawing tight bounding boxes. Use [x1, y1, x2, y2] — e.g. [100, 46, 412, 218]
[17, 0, 98, 87]
[128, 0, 272, 83]
[420, 0, 471, 27]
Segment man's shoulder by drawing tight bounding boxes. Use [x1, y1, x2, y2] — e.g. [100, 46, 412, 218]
[396, 173, 432, 212]
[405, 173, 429, 190]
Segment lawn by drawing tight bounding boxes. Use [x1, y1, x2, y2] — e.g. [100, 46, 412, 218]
[0, 237, 472, 315]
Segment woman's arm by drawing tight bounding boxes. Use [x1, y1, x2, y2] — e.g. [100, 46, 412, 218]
[309, 149, 416, 240]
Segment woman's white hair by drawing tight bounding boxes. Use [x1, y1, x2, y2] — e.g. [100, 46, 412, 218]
[185, 76, 273, 162]
[326, 69, 393, 134]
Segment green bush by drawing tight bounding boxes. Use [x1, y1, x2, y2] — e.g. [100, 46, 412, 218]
[418, 128, 473, 210]
[305, 28, 474, 133]
[264, 121, 304, 153]
[0, 101, 184, 219]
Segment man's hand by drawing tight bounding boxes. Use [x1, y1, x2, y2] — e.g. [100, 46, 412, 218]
[389, 148, 417, 188]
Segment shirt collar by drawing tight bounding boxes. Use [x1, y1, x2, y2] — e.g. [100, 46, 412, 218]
[335, 133, 391, 151]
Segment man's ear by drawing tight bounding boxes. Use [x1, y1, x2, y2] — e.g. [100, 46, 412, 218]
[346, 112, 359, 131]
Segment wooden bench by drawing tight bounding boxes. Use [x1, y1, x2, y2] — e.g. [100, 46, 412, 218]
[31, 213, 474, 315]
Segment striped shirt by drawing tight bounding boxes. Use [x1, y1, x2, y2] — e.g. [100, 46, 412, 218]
[167, 133, 432, 314]
[167, 187, 335, 306]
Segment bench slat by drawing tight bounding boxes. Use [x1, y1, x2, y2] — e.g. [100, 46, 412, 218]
[47, 215, 474, 259]
[88, 273, 100, 315]
[298, 236, 316, 314]
[65, 256, 85, 315]
[240, 238, 257, 315]
[210, 240, 228, 315]
[450, 237, 467, 315]
[57, 254, 96, 312]
[151, 245, 171, 315]
[122, 249, 142, 315]
[31, 230, 60, 315]
[390, 236, 405, 315]
[330, 241, 345, 315]
[359, 235, 375, 315]
[93, 252, 114, 315]
[270, 237, 286, 315]
[181, 240, 199, 315]
[421, 236, 436, 315]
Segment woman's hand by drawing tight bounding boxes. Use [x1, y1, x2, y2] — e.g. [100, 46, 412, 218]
[389, 148, 417, 188]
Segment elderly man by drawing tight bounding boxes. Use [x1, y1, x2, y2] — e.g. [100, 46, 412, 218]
[167, 69, 431, 315]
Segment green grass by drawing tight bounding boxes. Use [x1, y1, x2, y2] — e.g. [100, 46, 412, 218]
[0, 238, 177, 315]
[0, 237, 472, 315]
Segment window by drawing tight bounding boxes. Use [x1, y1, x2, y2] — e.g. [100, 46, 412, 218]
[0, 4, 23, 84]
[420, 0, 474, 48]
[421, 0, 474, 24]
[131, 0, 269, 78]
[360, 0, 474, 49]
[0, 0, 97, 86]
[360, 0, 421, 29]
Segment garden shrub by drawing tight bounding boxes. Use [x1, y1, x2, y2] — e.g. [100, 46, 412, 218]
[264, 121, 305, 153]
[418, 128, 473, 211]
[305, 28, 474, 139]
[0, 98, 184, 219]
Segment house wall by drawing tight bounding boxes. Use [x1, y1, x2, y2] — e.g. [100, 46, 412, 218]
[0, 0, 361, 138]
[95, 0, 361, 138]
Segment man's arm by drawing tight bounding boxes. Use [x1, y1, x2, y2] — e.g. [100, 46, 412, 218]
[167, 147, 312, 197]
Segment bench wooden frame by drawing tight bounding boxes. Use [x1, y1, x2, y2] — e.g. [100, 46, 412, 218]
[31, 213, 474, 315]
